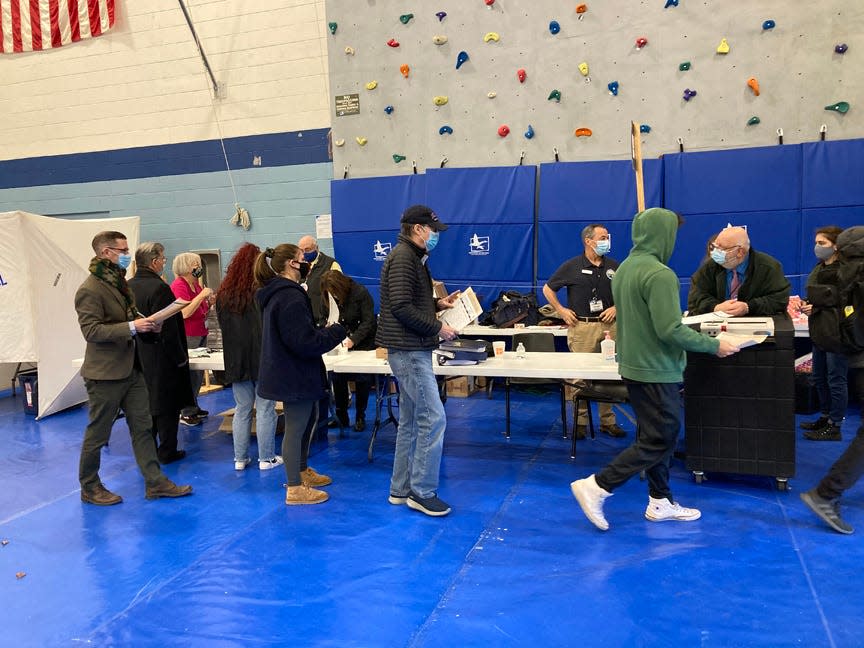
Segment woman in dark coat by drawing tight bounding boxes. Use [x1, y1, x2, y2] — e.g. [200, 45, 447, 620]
[128, 242, 194, 464]
[254, 244, 346, 505]
[320, 269, 377, 431]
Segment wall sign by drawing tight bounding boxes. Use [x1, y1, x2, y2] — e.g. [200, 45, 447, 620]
[335, 94, 360, 117]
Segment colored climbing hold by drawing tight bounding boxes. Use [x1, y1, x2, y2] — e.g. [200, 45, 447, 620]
[497, 125, 510, 137]
[679, 61, 691, 71]
[578, 62, 589, 77]
[365, 81, 378, 90]
[608, 81, 619, 96]
[399, 14, 414, 25]
[433, 35, 448, 45]
[683, 88, 697, 101]
[387, 38, 400, 48]
[549, 21, 561, 35]
[400, 64, 410, 78]
[747, 78, 760, 96]
[393, 154, 406, 163]
[576, 4, 588, 14]
[384, 105, 394, 115]
[747, 116, 761, 126]
[524, 125, 535, 139]
[640, 124, 651, 133]
[635, 37, 648, 49]
[328, 22, 337, 35]
[433, 95, 449, 106]
[456, 51, 469, 69]
[716, 38, 730, 54]
[356, 137, 368, 146]
[574, 128, 592, 137]
[439, 125, 453, 135]
[547, 89, 562, 102]
[487, 91, 497, 98]
[762, 20, 776, 30]
[436, 11, 447, 22]
[825, 102, 850, 114]
[484, 32, 500, 43]
[485, 0, 495, 6]
[334, 139, 345, 147]
[517, 69, 527, 83]
[664, 0, 679, 7]
[344, 46, 355, 55]
[835, 43, 848, 54]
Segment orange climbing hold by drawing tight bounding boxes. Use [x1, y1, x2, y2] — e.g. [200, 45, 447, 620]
[747, 77, 760, 96]
[576, 4, 588, 14]
[400, 64, 410, 78]
[574, 128, 593, 137]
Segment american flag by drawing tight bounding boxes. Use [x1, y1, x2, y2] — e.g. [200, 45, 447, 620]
[0, 0, 116, 54]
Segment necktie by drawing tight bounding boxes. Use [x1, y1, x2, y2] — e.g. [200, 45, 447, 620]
[730, 271, 741, 300]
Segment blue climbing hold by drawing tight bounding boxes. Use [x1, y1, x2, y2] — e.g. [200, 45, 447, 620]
[640, 124, 651, 133]
[384, 105, 394, 115]
[762, 19, 775, 30]
[439, 125, 453, 135]
[435, 11, 446, 21]
[664, 0, 678, 7]
[608, 81, 619, 96]
[524, 125, 535, 139]
[456, 51, 469, 70]
[549, 21, 560, 35]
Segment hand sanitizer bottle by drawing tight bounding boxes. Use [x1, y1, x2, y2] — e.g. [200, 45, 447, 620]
[515, 342, 526, 359]
[601, 330, 616, 361]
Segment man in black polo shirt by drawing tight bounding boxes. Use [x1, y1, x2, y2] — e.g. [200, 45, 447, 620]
[543, 223, 626, 439]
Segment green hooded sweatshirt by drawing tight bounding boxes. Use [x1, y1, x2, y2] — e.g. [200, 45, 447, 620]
[612, 208, 720, 383]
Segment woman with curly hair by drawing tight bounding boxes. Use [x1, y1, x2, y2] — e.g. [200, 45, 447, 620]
[216, 243, 281, 471]
[254, 244, 346, 505]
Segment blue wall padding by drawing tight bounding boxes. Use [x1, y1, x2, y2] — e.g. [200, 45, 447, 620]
[425, 166, 537, 224]
[664, 145, 802, 214]
[330, 230, 402, 285]
[430, 224, 534, 284]
[802, 139, 864, 208]
[538, 159, 663, 222]
[537, 220, 634, 279]
[331, 174, 428, 233]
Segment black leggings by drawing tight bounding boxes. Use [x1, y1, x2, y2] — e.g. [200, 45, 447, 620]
[281, 400, 318, 487]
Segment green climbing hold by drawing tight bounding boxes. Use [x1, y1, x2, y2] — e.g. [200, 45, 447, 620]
[824, 101, 850, 114]
[747, 116, 761, 126]
[679, 61, 691, 71]
[547, 89, 562, 102]
[399, 14, 414, 25]
[393, 154, 406, 163]
[328, 22, 337, 35]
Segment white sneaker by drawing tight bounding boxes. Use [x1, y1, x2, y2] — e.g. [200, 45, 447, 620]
[645, 496, 701, 522]
[234, 458, 251, 471]
[570, 474, 612, 531]
[259, 455, 284, 471]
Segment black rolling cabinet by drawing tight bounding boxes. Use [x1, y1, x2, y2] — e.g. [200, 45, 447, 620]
[684, 316, 795, 490]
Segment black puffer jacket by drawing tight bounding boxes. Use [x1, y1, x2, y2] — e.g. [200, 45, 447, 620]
[375, 234, 442, 350]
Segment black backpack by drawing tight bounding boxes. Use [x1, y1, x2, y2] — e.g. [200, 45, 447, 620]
[481, 290, 540, 328]
[807, 226, 864, 355]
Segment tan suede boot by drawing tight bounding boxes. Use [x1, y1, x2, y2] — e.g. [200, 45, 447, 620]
[285, 484, 329, 505]
[301, 467, 333, 487]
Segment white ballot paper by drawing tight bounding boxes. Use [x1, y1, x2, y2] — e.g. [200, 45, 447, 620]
[437, 287, 483, 332]
[716, 331, 767, 349]
[147, 299, 189, 323]
[327, 293, 341, 325]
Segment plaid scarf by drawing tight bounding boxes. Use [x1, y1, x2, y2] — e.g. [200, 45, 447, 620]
[88, 256, 139, 320]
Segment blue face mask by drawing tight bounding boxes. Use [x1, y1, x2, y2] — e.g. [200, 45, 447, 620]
[595, 239, 611, 256]
[425, 230, 440, 252]
[710, 248, 728, 266]
[303, 250, 318, 263]
[117, 254, 132, 270]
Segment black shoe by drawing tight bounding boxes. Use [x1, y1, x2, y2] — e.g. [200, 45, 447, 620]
[179, 415, 203, 427]
[800, 415, 829, 431]
[800, 489, 854, 534]
[81, 484, 123, 506]
[600, 423, 627, 438]
[353, 417, 366, 432]
[804, 422, 841, 441]
[158, 449, 187, 465]
[145, 479, 193, 500]
[406, 492, 451, 517]
[195, 408, 209, 417]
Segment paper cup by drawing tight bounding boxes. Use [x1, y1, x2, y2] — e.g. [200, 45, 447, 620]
[493, 341, 506, 357]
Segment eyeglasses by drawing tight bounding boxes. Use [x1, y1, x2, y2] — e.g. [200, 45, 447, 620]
[709, 243, 741, 254]
[106, 246, 130, 254]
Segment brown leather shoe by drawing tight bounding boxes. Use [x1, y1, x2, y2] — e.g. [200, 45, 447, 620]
[285, 484, 329, 505]
[81, 484, 123, 506]
[301, 466, 333, 487]
[145, 479, 193, 500]
[600, 423, 627, 438]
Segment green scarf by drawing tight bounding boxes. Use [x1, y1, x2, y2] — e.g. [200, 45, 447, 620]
[88, 256, 139, 320]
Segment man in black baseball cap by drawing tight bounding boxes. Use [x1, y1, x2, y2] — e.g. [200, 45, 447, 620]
[400, 204, 449, 232]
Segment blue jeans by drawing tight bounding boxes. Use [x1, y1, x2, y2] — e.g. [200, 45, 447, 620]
[811, 346, 848, 423]
[387, 349, 447, 500]
[231, 381, 278, 462]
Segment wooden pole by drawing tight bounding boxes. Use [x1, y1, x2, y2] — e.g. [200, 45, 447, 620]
[631, 121, 646, 213]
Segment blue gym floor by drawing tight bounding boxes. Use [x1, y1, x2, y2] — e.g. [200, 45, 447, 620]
[0, 384, 861, 647]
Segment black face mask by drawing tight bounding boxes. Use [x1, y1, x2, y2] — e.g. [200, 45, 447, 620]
[191, 267, 203, 278]
[297, 261, 311, 280]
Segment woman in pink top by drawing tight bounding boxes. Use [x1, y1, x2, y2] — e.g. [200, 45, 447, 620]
[171, 252, 213, 424]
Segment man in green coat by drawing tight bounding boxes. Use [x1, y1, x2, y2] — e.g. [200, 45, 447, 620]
[571, 209, 739, 531]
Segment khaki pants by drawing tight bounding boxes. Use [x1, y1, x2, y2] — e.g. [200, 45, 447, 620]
[567, 321, 617, 427]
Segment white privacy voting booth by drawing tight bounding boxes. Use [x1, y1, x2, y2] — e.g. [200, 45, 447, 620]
[0, 211, 140, 418]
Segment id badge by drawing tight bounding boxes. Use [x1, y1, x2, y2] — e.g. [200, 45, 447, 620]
[589, 298, 603, 313]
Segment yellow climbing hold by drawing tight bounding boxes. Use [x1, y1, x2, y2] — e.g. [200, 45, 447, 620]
[483, 32, 500, 43]
[356, 137, 368, 146]
[432, 35, 448, 45]
[334, 139, 345, 147]
[717, 38, 730, 54]
[365, 81, 378, 90]
[578, 62, 589, 76]
[344, 46, 355, 55]
[433, 95, 449, 106]
[487, 91, 497, 99]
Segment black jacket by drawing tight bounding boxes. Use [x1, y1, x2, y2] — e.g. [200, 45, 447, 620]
[256, 277, 346, 402]
[128, 268, 194, 414]
[216, 300, 263, 385]
[304, 251, 337, 323]
[324, 280, 377, 350]
[375, 234, 442, 350]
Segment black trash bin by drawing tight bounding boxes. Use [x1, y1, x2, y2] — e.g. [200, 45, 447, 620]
[18, 371, 38, 416]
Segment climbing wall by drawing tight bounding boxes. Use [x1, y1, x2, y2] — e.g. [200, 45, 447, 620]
[324, 0, 861, 178]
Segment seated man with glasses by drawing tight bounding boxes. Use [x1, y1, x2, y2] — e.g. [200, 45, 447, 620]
[687, 226, 790, 316]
